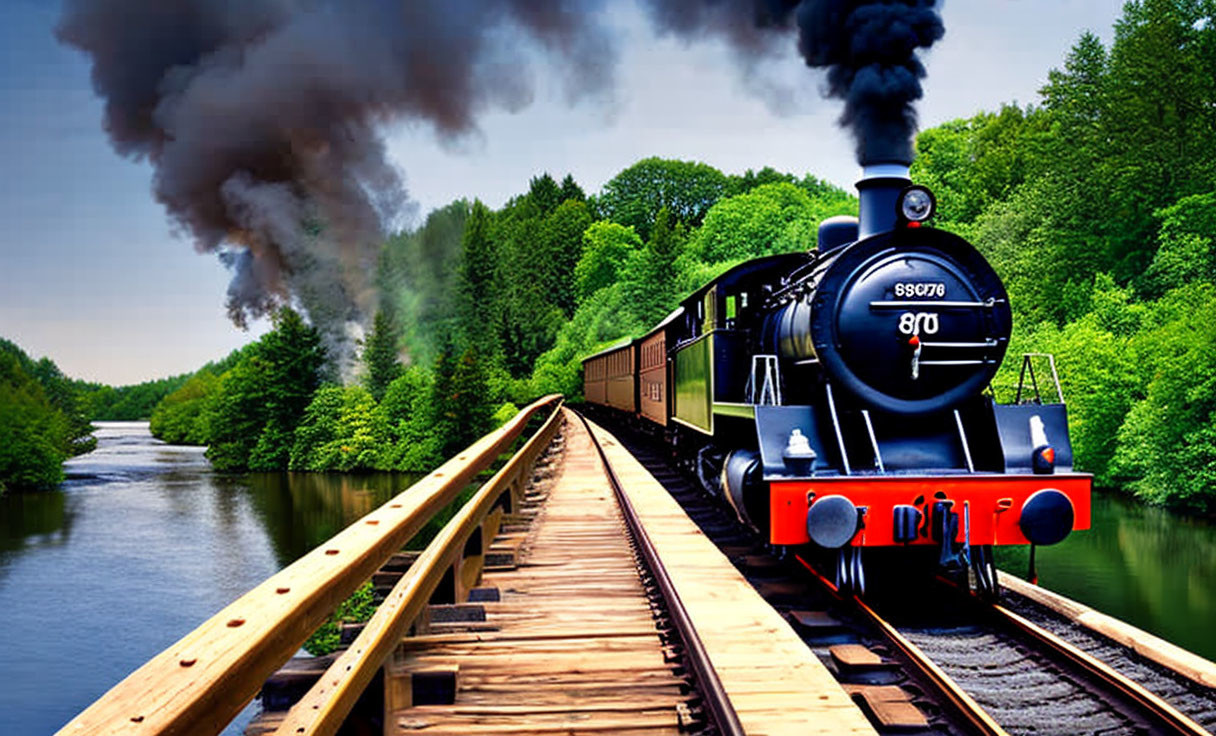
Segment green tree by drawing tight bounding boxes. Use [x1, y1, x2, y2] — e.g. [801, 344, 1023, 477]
[684, 182, 852, 265]
[289, 385, 387, 472]
[598, 157, 729, 240]
[911, 104, 1042, 230]
[575, 222, 643, 304]
[430, 345, 494, 460]
[29, 358, 95, 455]
[205, 357, 270, 471]
[455, 200, 500, 347]
[0, 350, 70, 492]
[206, 308, 326, 471]
[149, 371, 219, 445]
[1113, 283, 1216, 512]
[528, 173, 564, 215]
[289, 386, 345, 471]
[1103, 1, 1216, 279]
[621, 206, 686, 326]
[1, 339, 96, 455]
[378, 366, 440, 471]
[494, 199, 566, 377]
[379, 201, 471, 365]
[361, 309, 402, 402]
[1143, 191, 1216, 296]
[559, 174, 585, 203]
[541, 199, 594, 318]
[530, 286, 646, 399]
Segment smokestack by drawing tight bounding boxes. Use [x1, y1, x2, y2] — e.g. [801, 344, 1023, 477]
[857, 162, 911, 239]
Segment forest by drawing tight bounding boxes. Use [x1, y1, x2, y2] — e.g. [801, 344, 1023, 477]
[142, 162, 853, 477]
[3, 1, 1212, 513]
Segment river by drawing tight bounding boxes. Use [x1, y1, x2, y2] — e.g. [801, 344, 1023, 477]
[0, 423, 418, 735]
[1, 423, 1214, 735]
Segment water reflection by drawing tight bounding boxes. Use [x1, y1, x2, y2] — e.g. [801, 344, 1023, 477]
[0, 490, 72, 554]
[995, 491, 1216, 661]
[241, 471, 419, 566]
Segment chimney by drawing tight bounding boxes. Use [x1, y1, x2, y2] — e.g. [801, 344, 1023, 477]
[856, 163, 911, 240]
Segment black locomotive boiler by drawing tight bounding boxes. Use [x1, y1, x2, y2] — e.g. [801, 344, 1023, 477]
[583, 164, 1091, 595]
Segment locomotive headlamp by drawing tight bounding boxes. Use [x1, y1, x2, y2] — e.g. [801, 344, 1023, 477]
[897, 186, 936, 223]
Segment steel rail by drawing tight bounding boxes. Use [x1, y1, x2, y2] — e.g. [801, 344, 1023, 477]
[57, 395, 562, 736]
[275, 398, 565, 736]
[928, 573, 1210, 736]
[574, 410, 746, 736]
[794, 554, 1011, 736]
[990, 603, 1211, 736]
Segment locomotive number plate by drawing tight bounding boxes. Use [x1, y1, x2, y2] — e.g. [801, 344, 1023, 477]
[898, 312, 940, 335]
[893, 282, 946, 298]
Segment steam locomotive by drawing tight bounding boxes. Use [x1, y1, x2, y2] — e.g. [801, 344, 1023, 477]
[582, 165, 1090, 597]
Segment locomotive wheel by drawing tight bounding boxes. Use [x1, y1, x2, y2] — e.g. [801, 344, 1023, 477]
[969, 545, 999, 602]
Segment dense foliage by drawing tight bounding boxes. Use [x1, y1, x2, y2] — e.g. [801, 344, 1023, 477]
[917, 0, 1216, 512]
[146, 307, 506, 475]
[81, 374, 191, 421]
[303, 581, 376, 656]
[0, 340, 96, 492]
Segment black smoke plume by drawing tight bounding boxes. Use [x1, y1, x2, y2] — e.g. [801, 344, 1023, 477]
[795, 1, 944, 164]
[641, 1, 944, 164]
[57, 0, 941, 363]
[56, 0, 616, 369]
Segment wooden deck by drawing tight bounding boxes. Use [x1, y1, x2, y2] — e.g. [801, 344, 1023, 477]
[381, 411, 878, 735]
[385, 411, 690, 734]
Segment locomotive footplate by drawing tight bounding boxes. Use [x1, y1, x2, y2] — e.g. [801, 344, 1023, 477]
[768, 474, 1091, 548]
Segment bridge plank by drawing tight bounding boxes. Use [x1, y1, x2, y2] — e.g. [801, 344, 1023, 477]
[384, 412, 694, 735]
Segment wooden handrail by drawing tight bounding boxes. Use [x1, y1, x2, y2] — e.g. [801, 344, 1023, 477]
[56, 395, 563, 736]
[274, 399, 565, 735]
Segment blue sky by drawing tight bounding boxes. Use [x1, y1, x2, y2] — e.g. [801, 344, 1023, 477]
[0, 1, 1123, 385]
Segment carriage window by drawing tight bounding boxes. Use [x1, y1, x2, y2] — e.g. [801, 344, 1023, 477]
[725, 295, 737, 321]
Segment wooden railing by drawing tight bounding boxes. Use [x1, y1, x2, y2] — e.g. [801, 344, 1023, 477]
[57, 395, 564, 736]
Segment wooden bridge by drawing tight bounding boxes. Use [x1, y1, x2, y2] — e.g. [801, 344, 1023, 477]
[57, 398, 1216, 736]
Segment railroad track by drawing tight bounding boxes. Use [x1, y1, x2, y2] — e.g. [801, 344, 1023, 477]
[858, 573, 1214, 735]
[573, 409, 744, 736]
[595, 410, 1216, 736]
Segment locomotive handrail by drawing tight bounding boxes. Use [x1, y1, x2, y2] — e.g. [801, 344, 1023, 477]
[1015, 352, 1065, 405]
[56, 394, 563, 736]
[274, 398, 565, 736]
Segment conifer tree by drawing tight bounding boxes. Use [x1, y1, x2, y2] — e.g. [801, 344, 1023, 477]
[455, 201, 499, 347]
[528, 173, 562, 215]
[559, 174, 585, 203]
[362, 308, 402, 402]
